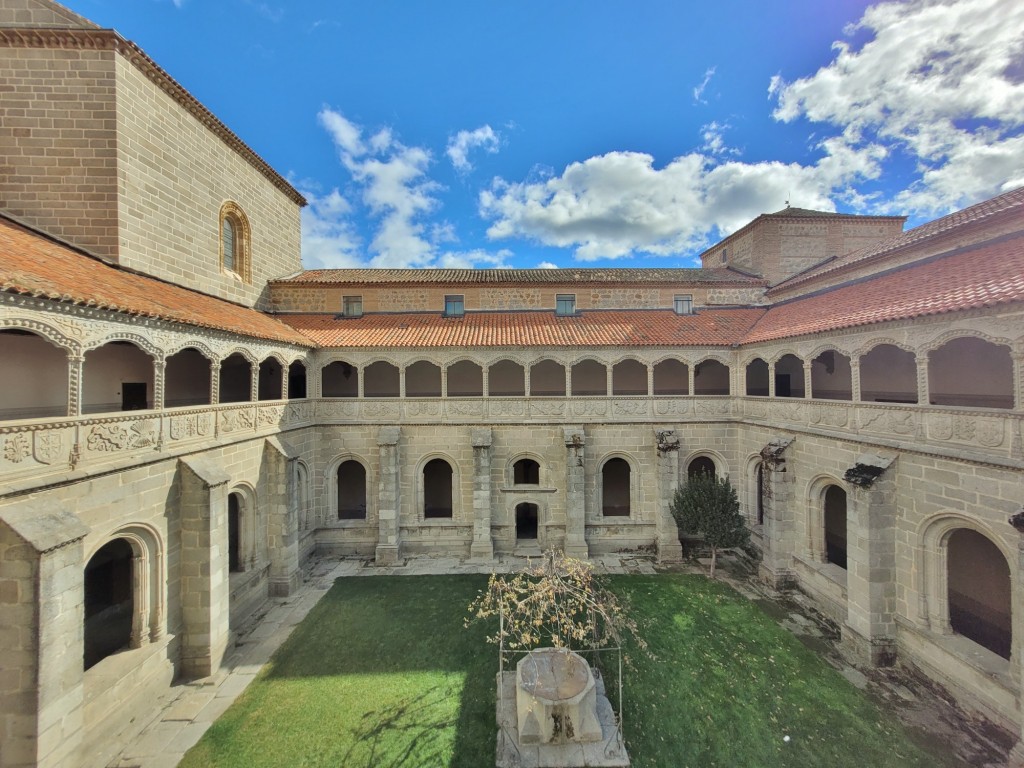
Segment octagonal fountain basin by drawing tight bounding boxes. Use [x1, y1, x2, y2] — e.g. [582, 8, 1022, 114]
[516, 648, 602, 745]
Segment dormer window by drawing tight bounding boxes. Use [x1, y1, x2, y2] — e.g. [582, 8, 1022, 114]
[555, 294, 576, 316]
[444, 295, 464, 317]
[674, 294, 694, 315]
[342, 295, 363, 317]
[219, 201, 251, 282]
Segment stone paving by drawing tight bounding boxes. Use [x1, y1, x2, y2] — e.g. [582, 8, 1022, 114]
[100, 552, 1010, 768]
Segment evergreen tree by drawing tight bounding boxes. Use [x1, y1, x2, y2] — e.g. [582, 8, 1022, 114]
[671, 472, 749, 578]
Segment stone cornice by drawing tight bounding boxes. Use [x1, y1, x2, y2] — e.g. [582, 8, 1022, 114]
[0, 26, 306, 207]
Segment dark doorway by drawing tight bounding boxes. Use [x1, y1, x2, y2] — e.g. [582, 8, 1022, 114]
[288, 361, 307, 399]
[337, 460, 368, 519]
[228, 493, 242, 573]
[687, 456, 716, 480]
[423, 459, 454, 518]
[121, 382, 147, 411]
[824, 485, 847, 569]
[601, 458, 631, 516]
[516, 503, 539, 540]
[84, 538, 133, 670]
[948, 529, 1011, 658]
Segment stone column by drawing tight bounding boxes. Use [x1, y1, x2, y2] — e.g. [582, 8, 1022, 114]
[1012, 352, 1023, 411]
[211, 362, 221, 405]
[178, 456, 231, 677]
[802, 360, 812, 399]
[654, 428, 683, 562]
[399, 367, 406, 398]
[0, 502, 89, 768]
[768, 362, 777, 398]
[264, 437, 300, 596]
[68, 353, 84, 416]
[469, 427, 495, 561]
[524, 366, 532, 397]
[564, 365, 572, 397]
[441, 366, 448, 398]
[647, 365, 654, 396]
[482, 365, 490, 397]
[757, 437, 796, 589]
[375, 426, 403, 565]
[842, 453, 897, 666]
[154, 359, 166, 410]
[687, 364, 695, 397]
[915, 352, 928, 405]
[563, 426, 589, 558]
[850, 358, 861, 402]
[248, 361, 258, 403]
[606, 366, 614, 397]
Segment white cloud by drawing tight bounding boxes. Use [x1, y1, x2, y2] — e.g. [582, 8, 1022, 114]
[692, 67, 716, 104]
[537, 261, 558, 269]
[771, 0, 1024, 214]
[446, 125, 500, 172]
[481, 0, 1024, 260]
[311, 108, 513, 269]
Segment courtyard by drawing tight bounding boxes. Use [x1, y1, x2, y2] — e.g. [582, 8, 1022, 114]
[163, 564, 968, 768]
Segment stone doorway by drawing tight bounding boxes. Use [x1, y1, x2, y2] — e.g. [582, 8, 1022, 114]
[84, 538, 134, 670]
[516, 503, 539, 541]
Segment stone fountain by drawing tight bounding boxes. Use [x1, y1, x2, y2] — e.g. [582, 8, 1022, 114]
[496, 648, 630, 767]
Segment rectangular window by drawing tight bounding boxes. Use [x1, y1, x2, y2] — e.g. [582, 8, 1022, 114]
[342, 295, 363, 317]
[444, 295, 464, 317]
[721, 248, 728, 264]
[555, 294, 576, 316]
[674, 294, 694, 315]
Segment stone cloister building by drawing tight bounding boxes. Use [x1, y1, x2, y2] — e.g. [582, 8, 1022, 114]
[0, 2, 1023, 767]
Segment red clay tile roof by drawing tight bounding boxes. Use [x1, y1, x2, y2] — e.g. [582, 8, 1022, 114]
[742, 234, 1024, 344]
[273, 267, 762, 286]
[0, 217, 312, 346]
[281, 308, 766, 348]
[770, 186, 1024, 293]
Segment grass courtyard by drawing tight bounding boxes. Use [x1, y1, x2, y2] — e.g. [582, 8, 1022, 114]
[180, 573, 955, 768]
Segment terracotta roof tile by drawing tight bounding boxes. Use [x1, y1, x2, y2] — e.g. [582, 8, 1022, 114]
[272, 267, 762, 286]
[0, 217, 312, 346]
[281, 308, 766, 349]
[770, 186, 1024, 292]
[743, 235, 1024, 344]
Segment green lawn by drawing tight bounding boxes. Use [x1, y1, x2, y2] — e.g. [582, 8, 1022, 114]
[180, 573, 955, 768]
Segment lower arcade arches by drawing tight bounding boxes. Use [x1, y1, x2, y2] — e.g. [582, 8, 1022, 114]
[83, 526, 163, 671]
[918, 515, 1014, 660]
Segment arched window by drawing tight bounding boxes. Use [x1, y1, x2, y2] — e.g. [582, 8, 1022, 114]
[755, 462, 764, 525]
[288, 361, 307, 399]
[219, 353, 253, 404]
[612, 359, 647, 396]
[423, 458, 454, 518]
[228, 493, 243, 573]
[83, 340, 155, 414]
[745, 358, 769, 396]
[687, 456, 716, 480]
[774, 354, 805, 398]
[406, 360, 441, 397]
[601, 458, 631, 516]
[652, 359, 688, 395]
[447, 360, 483, 397]
[295, 462, 310, 529]
[165, 347, 212, 408]
[0, 328, 69, 419]
[928, 337, 1013, 409]
[810, 350, 852, 401]
[489, 360, 525, 396]
[860, 344, 917, 403]
[364, 361, 400, 397]
[571, 360, 607, 396]
[322, 360, 358, 397]
[693, 360, 729, 396]
[337, 460, 367, 520]
[948, 529, 1011, 658]
[513, 458, 540, 485]
[823, 485, 847, 569]
[220, 202, 251, 282]
[84, 538, 134, 670]
[257, 357, 283, 401]
[530, 360, 566, 397]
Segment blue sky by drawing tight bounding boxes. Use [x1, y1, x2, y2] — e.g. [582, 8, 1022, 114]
[66, 0, 1024, 270]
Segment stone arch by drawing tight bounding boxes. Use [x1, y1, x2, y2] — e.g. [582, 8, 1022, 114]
[508, 452, 545, 486]
[83, 338, 157, 413]
[219, 351, 254, 404]
[859, 341, 918, 403]
[294, 459, 312, 530]
[692, 357, 730, 396]
[257, 354, 286, 401]
[745, 357, 770, 397]
[164, 346, 212, 408]
[364, 359, 400, 397]
[853, 336, 916, 359]
[809, 347, 853, 401]
[598, 452, 638, 517]
[83, 523, 164, 670]
[917, 513, 1015, 651]
[489, 359, 526, 396]
[227, 483, 258, 574]
[0, 325, 73, 419]
[529, 358, 566, 397]
[326, 454, 371, 521]
[920, 327, 1014, 354]
[926, 335, 1014, 409]
[417, 453, 460, 520]
[405, 359, 442, 398]
[804, 474, 848, 563]
[611, 357, 648, 396]
[321, 359, 358, 398]
[0, 317, 80, 355]
[164, 339, 218, 362]
[84, 332, 162, 360]
[570, 358, 607, 396]
[684, 450, 726, 480]
[652, 357, 689, 396]
[446, 358, 484, 397]
[287, 359, 308, 399]
[773, 353, 805, 398]
[743, 453, 765, 525]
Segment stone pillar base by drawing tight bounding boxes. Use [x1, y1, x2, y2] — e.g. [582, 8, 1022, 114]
[757, 563, 796, 591]
[842, 624, 896, 667]
[469, 539, 495, 562]
[657, 538, 683, 563]
[269, 572, 299, 597]
[564, 542, 589, 559]
[375, 544, 402, 566]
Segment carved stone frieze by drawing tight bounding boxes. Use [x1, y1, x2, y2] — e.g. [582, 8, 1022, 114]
[3, 432, 31, 463]
[33, 430, 65, 465]
[654, 400, 690, 416]
[257, 405, 284, 427]
[406, 401, 441, 418]
[169, 412, 212, 440]
[219, 408, 255, 433]
[362, 402, 400, 420]
[572, 400, 607, 417]
[859, 407, 916, 436]
[530, 401, 565, 417]
[809, 403, 849, 427]
[85, 420, 156, 453]
[447, 401, 484, 417]
[615, 400, 649, 416]
[695, 399, 730, 416]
